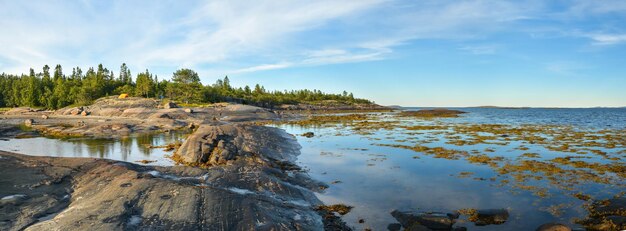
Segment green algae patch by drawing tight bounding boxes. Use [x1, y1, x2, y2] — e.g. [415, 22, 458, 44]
[316, 204, 354, 216]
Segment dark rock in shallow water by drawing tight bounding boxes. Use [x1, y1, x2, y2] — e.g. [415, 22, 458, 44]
[536, 223, 571, 231]
[302, 132, 315, 138]
[577, 196, 626, 230]
[391, 210, 456, 230]
[472, 209, 509, 226]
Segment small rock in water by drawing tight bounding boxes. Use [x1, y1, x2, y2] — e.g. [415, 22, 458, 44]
[184, 108, 193, 113]
[41, 115, 49, 119]
[302, 132, 315, 138]
[391, 210, 455, 230]
[24, 119, 34, 126]
[80, 111, 88, 116]
[536, 223, 571, 231]
[472, 209, 509, 226]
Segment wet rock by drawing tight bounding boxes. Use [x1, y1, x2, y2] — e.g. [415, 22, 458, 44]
[41, 115, 49, 119]
[316, 204, 353, 216]
[577, 197, 626, 230]
[302, 132, 315, 138]
[472, 209, 509, 226]
[163, 101, 179, 109]
[24, 119, 34, 126]
[536, 223, 571, 231]
[387, 223, 402, 231]
[184, 108, 193, 113]
[391, 210, 456, 230]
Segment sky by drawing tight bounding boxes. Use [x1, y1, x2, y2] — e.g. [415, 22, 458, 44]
[1, 0, 625, 107]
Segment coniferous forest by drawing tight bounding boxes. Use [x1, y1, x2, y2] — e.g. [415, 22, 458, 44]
[0, 63, 372, 109]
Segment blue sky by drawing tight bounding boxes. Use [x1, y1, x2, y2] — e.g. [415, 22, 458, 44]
[1, 0, 625, 107]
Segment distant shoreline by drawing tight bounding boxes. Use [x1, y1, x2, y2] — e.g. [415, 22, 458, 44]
[394, 106, 626, 109]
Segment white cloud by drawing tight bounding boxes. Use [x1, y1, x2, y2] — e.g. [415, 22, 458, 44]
[231, 63, 292, 74]
[588, 34, 626, 45]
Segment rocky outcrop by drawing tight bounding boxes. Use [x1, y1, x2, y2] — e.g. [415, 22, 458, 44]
[0, 122, 337, 231]
[174, 123, 301, 166]
[0, 145, 328, 231]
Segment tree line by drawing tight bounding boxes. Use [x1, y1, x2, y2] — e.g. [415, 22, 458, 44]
[0, 63, 372, 109]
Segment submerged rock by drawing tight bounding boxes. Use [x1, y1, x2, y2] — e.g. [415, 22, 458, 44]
[471, 209, 509, 226]
[577, 196, 626, 230]
[536, 223, 571, 231]
[391, 210, 456, 230]
[302, 132, 315, 138]
[387, 223, 402, 231]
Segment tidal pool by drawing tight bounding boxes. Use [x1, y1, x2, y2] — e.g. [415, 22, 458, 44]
[0, 131, 187, 166]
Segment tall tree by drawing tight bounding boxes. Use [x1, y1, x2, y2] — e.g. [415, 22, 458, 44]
[135, 69, 154, 98]
[172, 68, 200, 84]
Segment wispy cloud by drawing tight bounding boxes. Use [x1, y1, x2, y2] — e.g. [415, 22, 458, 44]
[231, 63, 293, 74]
[587, 34, 626, 45]
[0, 0, 625, 77]
[545, 61, 593, 75]
[458, 44, 501, 55]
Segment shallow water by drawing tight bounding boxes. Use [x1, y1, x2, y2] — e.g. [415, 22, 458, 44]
[0, 132, 186, 166]
[273, 108, 626, 230]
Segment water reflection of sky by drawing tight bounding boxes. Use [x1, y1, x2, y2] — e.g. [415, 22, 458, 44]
[275, 118, 622, 230]
[0, 132, 186, 166]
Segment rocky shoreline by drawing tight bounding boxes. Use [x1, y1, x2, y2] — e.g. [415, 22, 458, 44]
[0, 98, 357, 231]
[0, 122, 353, 231]
[1, 98, 624, 230]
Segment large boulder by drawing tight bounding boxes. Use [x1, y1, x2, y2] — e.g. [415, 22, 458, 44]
[174, 123, 300, 166]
